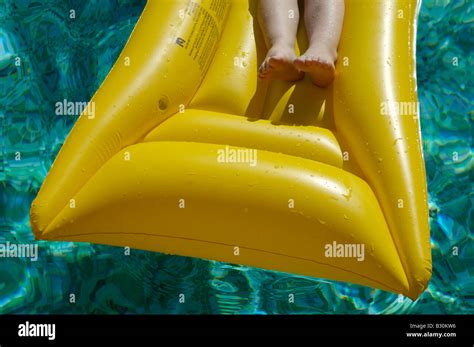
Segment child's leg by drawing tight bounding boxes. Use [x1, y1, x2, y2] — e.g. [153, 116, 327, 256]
[258, 0, 304, 81]
[294, 0, 344, 87]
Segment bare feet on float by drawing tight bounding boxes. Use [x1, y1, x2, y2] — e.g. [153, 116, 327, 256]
[294, 48, 336, 88]
[257, 0, 344, 88]
[258, 44, 304, 82]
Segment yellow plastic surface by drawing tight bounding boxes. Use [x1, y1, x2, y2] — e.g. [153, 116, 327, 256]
[30, 0, 432, 299]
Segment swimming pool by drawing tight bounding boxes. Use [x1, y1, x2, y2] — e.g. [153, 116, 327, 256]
[0, 0, 472, 314]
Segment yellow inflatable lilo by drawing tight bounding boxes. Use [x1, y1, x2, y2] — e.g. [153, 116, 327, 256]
[30, 0, 432, 299]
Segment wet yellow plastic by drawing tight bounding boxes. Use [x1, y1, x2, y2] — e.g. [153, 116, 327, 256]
[144, 109, 343, 167]
[30, 0, 431, 299]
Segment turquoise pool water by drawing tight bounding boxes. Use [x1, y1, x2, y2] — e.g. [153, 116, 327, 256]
[0, 0, 472, 314]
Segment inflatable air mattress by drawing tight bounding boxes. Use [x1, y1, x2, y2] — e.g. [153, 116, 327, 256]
[30, 0, 432, 299]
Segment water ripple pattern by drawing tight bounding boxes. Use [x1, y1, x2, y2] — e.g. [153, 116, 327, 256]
[0, 0, 472, 314]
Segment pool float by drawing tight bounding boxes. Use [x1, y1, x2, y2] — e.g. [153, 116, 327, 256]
[30, 0, 432, 299]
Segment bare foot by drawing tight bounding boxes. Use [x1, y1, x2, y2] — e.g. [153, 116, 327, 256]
[294, 49, 336, 88]
[258, 44, 304, 82]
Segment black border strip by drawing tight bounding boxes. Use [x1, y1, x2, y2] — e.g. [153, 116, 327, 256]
[0, 314, 471, 344]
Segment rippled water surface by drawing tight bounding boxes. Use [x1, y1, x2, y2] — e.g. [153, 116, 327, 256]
[0, 0, 472, 314]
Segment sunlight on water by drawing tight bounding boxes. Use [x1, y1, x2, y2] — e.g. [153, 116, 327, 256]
[0, 0, 472, 314]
